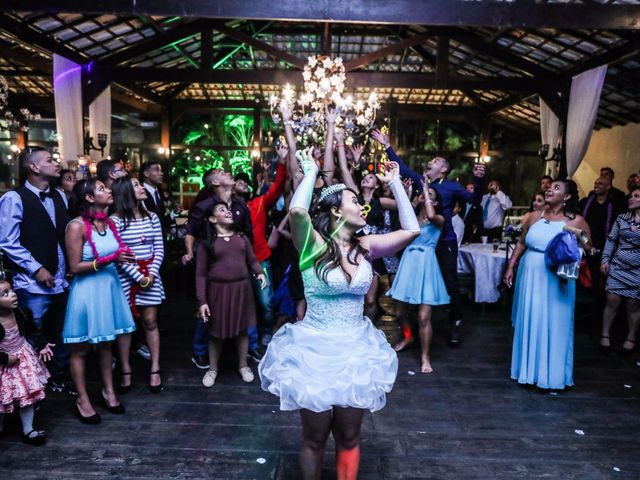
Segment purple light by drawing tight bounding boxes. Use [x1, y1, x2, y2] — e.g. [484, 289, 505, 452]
[53, 65, 82, 85]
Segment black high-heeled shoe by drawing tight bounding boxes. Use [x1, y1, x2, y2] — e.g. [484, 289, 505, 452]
[75, 404, 101, 425]
[622, 338, 636, 356]
[101, 391, 125, 414]
[599, 336, 611, 354]
[148, 370, 163, 394]
[22, 429, 47, 446]
[118, 371, 132, 395]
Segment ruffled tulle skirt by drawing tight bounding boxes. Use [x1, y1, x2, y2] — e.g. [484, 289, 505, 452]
[258, 317, 398, 413]
[0, 331, 50, 413]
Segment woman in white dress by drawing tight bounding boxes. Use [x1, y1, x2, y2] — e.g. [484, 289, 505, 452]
[259, 151, 420, 480]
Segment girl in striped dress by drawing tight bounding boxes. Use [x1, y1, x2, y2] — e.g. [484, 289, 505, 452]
[111, 177, 165, 393]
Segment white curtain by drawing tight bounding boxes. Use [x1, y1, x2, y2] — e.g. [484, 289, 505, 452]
[539, 97, 560, 178]
[566, 65, 607, 178]
[89, 86, 111, 162]
[53, 55, 83, 167]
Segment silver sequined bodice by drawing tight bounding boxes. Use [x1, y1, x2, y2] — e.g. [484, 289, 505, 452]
[301, 259, 373, 330]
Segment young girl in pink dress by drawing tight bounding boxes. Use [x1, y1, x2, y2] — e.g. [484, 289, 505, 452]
[0, 278, 55, 445]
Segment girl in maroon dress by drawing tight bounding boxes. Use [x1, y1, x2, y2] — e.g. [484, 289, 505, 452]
[196, 201, 266, 388]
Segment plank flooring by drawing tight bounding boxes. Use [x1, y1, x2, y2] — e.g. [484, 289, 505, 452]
[1, 296, 639, 479]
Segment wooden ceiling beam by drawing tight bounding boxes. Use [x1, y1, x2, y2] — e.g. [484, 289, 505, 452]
[343, 32, 432, 71]
[100, 18, 207, 66]
[97, 66, 540, 91]
[564, 36, 640, 78]
[0, 13, 87, 64]
[4, 1, 640, 29]
[433, 27, 562, 83]
[213, 23, 306, 69]
[0, 39, 51, 72]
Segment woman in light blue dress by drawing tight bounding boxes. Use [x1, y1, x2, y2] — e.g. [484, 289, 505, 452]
[387, 187, 449, 373]
[504, 180, 591, 390]
[63, 179, 136, 424]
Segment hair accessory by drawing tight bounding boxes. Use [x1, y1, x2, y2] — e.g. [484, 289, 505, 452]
[318, 183, 348, 203]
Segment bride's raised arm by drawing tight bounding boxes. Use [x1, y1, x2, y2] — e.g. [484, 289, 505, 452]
[288, 148, 326, 269]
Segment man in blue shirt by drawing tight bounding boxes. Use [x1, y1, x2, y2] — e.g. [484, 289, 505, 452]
[371, 130, 486, 346]
[0, 147, 75, 393]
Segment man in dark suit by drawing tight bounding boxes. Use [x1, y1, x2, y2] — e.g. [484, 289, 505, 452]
[140, 160, 167, 222]
[462, 183, 484, 243]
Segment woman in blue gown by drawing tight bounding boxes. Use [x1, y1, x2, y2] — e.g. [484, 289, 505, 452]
[504, 180, 591, 390]
[63, 179, 136, 423]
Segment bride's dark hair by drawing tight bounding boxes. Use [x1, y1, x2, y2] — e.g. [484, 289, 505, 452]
[311, 188, 369, 284]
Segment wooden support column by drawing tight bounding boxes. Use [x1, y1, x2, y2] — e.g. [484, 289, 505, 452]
[436, 36, 449, 81]
[252, 106, 262, 164]
[201, 28, 213, 71]
[160, 106, 171, 164]
[321, 22, 332, 56]
[479, 118, 492, 159]
[558, 86, 570, 179]
[16, 129, 27, 149]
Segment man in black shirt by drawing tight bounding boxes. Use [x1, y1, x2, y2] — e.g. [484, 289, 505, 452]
[182, 168, 253, 369]
[579, 176, 625, 330]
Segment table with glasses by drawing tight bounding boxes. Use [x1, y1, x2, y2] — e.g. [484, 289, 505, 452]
[457, 242, 512, 303]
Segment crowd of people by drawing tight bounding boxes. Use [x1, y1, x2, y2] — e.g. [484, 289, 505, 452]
[0, 125, 638, 479]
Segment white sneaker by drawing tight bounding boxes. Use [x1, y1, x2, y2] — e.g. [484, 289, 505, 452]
[202, 370, 217, 388]
[238, 367, 255, 383]
[136, 345, 151, 361]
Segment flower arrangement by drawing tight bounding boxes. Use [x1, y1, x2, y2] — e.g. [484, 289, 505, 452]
[0, 75, 41, 132]
[269, 55, 381, 144]
[502, 224, 522, 243]
[0, 75, 8, 111]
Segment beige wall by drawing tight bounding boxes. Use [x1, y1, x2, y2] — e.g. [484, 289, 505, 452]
[573, 123, 640, 198]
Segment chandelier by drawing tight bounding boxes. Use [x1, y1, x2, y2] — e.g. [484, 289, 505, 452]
[269, 56, 381, 144]
[0, 75, 41, 132]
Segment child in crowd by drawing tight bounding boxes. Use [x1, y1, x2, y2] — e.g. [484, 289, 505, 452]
[0, 278, 54, 445]
[196, 201, 266, 388]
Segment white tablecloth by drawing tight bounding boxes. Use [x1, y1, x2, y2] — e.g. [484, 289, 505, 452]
[457, 243, 510, 303]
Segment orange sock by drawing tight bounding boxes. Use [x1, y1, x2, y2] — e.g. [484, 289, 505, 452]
[402, 324, 413, 341]
[336, 446, 360, 480]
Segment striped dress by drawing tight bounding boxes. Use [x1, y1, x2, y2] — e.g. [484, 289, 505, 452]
[112, 213, 165, 306]
[602, 212, 640, 300]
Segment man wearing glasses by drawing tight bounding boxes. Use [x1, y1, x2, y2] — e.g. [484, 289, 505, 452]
[96, 159, 127, 189]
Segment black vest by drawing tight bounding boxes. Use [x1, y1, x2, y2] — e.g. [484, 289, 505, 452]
[10, 185, 69, 275]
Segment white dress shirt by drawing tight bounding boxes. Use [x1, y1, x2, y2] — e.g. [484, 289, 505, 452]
[452, 214, 465, 247]
[481, 190, 512, 229]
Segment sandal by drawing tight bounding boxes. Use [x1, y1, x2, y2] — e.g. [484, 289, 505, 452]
[149, 370, 163, 394]
[118, 371, 133, 395]
[622, 338, 636, 356]
[599, 336, 611, 355]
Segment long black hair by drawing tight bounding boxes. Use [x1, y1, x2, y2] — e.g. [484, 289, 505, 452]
[559, 179, 580, 218]
[202, 200, 234, 256]
[70, 178, 99, 218]
[111, 176, 149, 230]
[528, 191, 545, 212]
[311, 187, 369, 284]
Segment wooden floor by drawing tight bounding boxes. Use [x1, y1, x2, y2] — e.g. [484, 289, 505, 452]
[1, 295, 639, 480]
